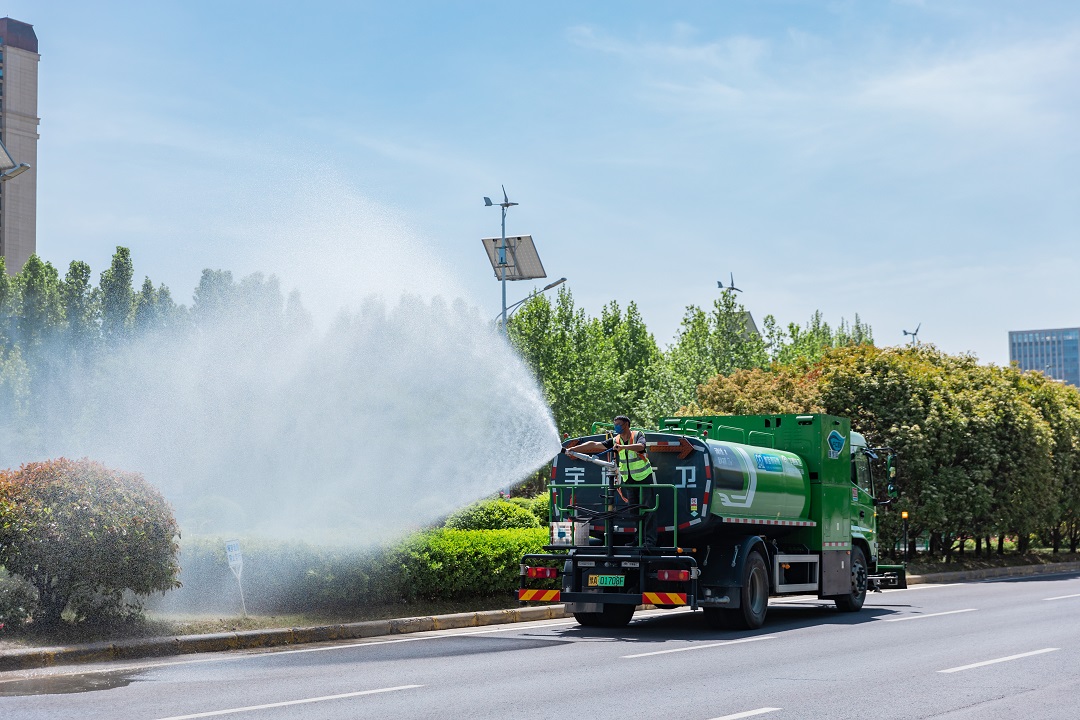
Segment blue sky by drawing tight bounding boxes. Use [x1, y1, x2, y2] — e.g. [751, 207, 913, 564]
[9, 1, 1080, 364]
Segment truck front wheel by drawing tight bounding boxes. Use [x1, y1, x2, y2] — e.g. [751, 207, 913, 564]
[834, 545, 868, 612]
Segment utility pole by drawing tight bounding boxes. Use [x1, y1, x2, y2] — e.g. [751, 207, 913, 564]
[484, 186, 518, 334]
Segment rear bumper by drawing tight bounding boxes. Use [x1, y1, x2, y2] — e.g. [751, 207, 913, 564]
[520, 550, 698, 610]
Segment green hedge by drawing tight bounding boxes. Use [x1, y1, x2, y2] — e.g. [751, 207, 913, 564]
[167, 528, 550, 614]
[444, 499, 540, 530]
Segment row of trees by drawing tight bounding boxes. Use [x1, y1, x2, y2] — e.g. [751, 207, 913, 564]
[0, 250, 310, 461]
[506, 287, 871, 437]
[689, 346, 1080, 558]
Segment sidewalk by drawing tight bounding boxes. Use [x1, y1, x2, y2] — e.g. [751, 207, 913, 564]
[2, 560, 1078, 672]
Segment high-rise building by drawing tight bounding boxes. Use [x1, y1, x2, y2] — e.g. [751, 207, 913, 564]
[1009, 327, 1080, 387]
[0, 17, 38, 274]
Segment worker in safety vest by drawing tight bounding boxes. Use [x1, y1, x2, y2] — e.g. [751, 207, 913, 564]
[564, 415, 657, 548]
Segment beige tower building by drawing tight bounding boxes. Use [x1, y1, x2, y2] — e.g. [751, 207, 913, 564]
[0, 18, 38, 274]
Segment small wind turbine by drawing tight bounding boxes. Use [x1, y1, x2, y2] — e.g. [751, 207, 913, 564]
[717, 272, 743, 293]
[903, 323, 921, 345]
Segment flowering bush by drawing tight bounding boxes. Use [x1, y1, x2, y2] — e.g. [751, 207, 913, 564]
[0, 458, 181, 625]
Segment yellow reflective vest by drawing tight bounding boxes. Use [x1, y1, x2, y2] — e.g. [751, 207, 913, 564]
[613, 431, 654, 483]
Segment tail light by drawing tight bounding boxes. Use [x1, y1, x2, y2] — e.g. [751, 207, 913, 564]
[527, 566, 558, 579]
[658, 569, 690, 582]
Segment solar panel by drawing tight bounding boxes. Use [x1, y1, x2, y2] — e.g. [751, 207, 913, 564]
[481, 235, 547, 281]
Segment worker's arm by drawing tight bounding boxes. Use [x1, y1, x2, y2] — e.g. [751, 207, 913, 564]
[564, 440, 608, 455]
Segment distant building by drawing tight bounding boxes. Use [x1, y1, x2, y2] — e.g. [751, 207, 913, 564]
[1009, 327, 1080, 387]
[0, 17, 39, 274]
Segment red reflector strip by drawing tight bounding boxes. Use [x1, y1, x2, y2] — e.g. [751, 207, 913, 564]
[704, 462, 711, 479]
[643, 592, 687, 605]
[518, 589, 561, 602]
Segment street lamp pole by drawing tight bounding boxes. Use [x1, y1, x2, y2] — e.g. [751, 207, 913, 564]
[484, 186, 518, 334]
[496, 277, 567, 324]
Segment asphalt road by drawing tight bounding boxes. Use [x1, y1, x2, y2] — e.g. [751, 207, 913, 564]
[2, 571, 1078, 720]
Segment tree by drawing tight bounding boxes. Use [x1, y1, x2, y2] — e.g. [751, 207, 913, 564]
[508, 287, 619, 436]
[99, 246, 135, 343]
[638, 290, 767, 421]
[12, 254, 63, 352]
[60, 260, 98, 357]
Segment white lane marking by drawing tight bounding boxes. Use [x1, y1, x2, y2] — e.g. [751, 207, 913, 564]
[152, 685, 422, 720]
[622, 635, 776, 659]
[880, 608, 977, 622]
[1044, 593, 1080, 601]
[707, 708, 782, 720]
[938, 648, 1060, 674]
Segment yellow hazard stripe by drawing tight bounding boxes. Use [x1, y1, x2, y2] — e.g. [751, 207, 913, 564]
[643, 592, 687, 606]
[518, 589, 561, 602]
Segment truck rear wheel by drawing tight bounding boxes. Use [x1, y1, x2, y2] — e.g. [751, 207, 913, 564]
[596, 603, 635, 628]
[574, 604, 635, 628]
[834, 545, 868, 612]
[706, 550, 769, 630]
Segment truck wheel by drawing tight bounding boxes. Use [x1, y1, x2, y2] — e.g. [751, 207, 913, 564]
[573, 612, 602, 627]
[596, 603, 636, 628]
[711, 550, 769, 630]
[834, 545, 868, 612]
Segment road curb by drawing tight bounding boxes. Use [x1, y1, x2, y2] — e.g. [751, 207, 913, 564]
[4, 561, 1079, 672]
[906, 559, 1080, 585]
[0, 604, 569, 672]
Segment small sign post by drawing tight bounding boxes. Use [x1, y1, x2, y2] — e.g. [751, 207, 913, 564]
[225, 539, 247, 616]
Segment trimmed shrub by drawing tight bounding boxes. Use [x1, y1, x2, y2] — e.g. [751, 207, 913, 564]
[508, 494, 552, 525]
[394, 528, 548, 600]
[0, 458, 181, 625]
[167, 528, 550, 613]
[444, 499, 540, 530]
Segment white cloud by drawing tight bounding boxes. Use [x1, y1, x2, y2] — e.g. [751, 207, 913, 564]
[857, 32, 1080, 133]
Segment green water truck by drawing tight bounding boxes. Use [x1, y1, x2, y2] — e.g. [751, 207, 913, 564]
[519, 413, 906, 629]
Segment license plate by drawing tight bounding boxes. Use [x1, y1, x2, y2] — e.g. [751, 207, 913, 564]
[587, 574, 625, 587]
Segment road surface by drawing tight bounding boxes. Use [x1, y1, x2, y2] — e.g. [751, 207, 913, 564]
[1, 571, 1077, 719]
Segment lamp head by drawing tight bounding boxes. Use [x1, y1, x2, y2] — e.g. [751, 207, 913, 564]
[0, 163, 29, 182]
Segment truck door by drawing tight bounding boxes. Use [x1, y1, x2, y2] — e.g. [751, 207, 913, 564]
[851, 451, 877, 562]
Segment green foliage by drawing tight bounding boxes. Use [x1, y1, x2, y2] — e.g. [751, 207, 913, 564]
[0, 570, 38, 628]
[99, 246, 135, 343]
[444, 499, 541, 530]
[688, 343, 1080, 560]
[508, 493, 552, 524]
[175, 529, 549, 612]
[508, 285, 868, 438]
[0, 458, 182, 625]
